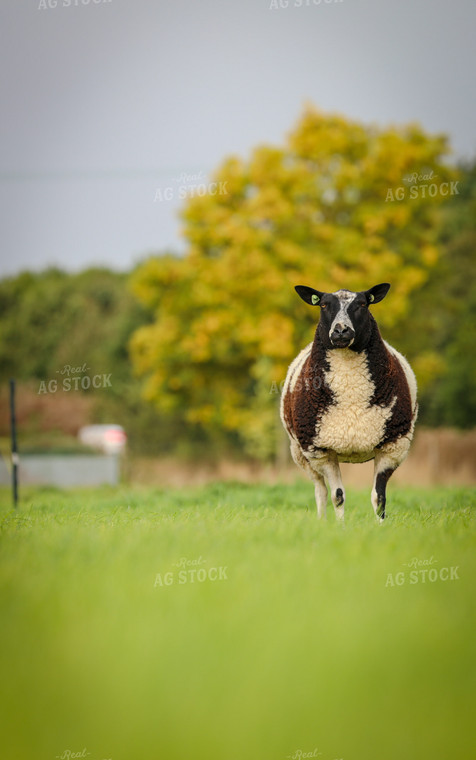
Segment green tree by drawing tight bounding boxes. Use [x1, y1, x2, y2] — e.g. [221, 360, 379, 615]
[0, 267, 144, 383]
[130, 106, 458, 459]
[410, 160, 476, 427]
[0, 267, 171, 454]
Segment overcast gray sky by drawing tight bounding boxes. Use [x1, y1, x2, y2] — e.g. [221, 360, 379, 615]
[1, 0, 475, 277]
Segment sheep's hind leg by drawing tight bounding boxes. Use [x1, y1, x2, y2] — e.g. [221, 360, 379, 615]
[371, 439, 410, 522]
[371, 466, 394, 522]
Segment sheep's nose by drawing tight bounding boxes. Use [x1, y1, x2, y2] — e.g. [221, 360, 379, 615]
[330, 323, 355, 346]
[333, 323, 353, 337]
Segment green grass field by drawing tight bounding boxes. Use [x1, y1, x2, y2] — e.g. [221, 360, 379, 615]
[0, 482, 475, 760]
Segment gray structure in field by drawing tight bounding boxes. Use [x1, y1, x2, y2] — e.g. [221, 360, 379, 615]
[0, 454, 120, 487]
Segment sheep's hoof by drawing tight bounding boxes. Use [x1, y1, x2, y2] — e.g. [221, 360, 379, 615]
[376, 495, 386, 522]
[334, 507, 345, 522]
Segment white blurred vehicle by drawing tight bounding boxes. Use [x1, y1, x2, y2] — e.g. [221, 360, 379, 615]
[78, 424, 127, 455]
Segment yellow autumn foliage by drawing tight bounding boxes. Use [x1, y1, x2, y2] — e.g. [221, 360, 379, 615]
[129, 106, 459, 458]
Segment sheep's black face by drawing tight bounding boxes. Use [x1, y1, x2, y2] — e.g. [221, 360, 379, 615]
[295, 283, 391, 352]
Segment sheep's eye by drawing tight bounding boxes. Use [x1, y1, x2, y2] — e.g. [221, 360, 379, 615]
[320, 303, 327, 309]
[359, 302, 367, 308]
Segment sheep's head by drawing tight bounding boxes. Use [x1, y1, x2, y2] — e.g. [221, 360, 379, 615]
[295, 283, 390, 351]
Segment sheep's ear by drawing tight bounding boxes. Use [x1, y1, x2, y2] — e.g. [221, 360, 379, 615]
[365, 283, 390, 305]
[295, 285, 326, 306]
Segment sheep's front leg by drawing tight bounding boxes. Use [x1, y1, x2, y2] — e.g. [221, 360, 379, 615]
[319, 453, 345, 521]
[313, 475, 328, 519]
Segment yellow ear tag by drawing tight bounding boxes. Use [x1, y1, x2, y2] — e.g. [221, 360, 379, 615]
[369, 294, 375, 303]
[311, 294, 320, 305]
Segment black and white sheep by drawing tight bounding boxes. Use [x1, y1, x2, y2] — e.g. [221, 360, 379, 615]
[280, 283, 418, 521]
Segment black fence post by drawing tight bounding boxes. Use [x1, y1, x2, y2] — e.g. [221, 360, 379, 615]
[9, 379, 19, 509]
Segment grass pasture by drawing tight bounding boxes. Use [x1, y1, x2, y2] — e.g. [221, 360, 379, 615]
[0, 482, 475, 760]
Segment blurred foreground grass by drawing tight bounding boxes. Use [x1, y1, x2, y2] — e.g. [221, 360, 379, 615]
[0, 482, 475, 760]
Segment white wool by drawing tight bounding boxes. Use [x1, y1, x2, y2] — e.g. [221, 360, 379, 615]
[315, 349, 396, 458]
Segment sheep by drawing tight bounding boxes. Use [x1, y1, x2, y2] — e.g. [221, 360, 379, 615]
[280, 283, 418, 522]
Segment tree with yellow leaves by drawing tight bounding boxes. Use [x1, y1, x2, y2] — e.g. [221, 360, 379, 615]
[129, 106, 459, 459]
